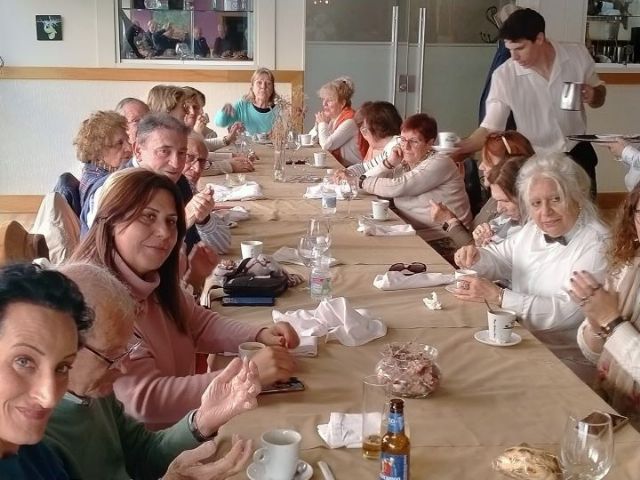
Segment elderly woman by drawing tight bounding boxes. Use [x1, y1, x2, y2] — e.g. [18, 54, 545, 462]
[75, 111, 132, 207]
[44, 262, 257, 479]
[453, 153, 609, 379]
[0, 263, 92, 478]
[214, 68, 278, 135]
[309, 77, 365, 166]
[431, 130, 533, 248]
[470, 155, 529, 247]
[72, 169, 299, 430]
[569, 184, 640, 428]
[357, 113, 472, 262]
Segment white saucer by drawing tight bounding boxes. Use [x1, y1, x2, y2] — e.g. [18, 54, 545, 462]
[299, 143, 315, 148]
[474, 329, 522, 347]
[432, 145, 458, 153]
[247, 460, 313, 480]
[361, 214, 389, 223]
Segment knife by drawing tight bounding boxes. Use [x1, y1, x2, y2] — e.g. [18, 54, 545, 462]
[317, 461, 336, 480]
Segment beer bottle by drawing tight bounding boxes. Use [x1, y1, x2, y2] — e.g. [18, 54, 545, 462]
[379, 398, 410, 480]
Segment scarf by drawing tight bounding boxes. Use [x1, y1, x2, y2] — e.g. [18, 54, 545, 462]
[330, 107, 368, 164]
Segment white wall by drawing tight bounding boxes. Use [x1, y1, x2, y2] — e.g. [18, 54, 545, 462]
[0, 0, 303, 195]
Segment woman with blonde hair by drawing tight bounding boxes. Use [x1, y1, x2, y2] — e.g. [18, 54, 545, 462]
[214, 67, 278, 135]
[72, 168, 298, 429]
[147, 85, 187, 121]
[74, 110, 132, 207]
[570, 183, 640, 427]
[431, 130, 534, 248]
[309, 76, 366, 166]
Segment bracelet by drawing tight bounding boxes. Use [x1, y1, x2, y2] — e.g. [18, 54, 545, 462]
[597, 316, 627, 339]
[358, 174, 367, 189]
[188, 409, 218, 442]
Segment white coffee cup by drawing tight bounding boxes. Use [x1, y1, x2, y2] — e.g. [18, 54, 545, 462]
[371, 199, 390, 220]
[487, 308, 516, 344]
[238, 341, 265, 360]
[437, 132, 459, 148]
[253, 429, 301, 480]
[299, 133, 313, 146]
[313, 151, 327, 167]
[454, 269, 478, 289]
[240, 240, 263, 259]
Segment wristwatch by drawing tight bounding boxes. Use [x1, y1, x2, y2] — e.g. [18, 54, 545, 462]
[442, 219, 460, 232]
[358, 174, 367, 189]
[598, 316, 627, 339]
[188, 409, 218, 442]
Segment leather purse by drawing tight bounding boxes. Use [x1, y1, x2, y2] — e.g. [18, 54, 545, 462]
[223, 257, 289, 297]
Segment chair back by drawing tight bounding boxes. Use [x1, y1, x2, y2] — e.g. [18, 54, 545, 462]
[0, 221, 49, 265]
[54, 172, 82, 217]
[31, 193, 80, 265]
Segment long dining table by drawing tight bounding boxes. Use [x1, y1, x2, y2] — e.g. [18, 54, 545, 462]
[200, 144, 640, 479]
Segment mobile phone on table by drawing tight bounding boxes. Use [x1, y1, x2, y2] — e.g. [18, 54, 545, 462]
[260, 377, 305, 395]
[221, 296, 275, 307]
[579, 411, 629, 435]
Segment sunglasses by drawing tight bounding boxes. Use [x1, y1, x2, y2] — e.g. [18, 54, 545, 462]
[388, 262, 427, 275]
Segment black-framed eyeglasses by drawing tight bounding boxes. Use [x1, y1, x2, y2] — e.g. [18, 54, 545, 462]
[186, 153, 212, 170]
[388, 262, 427, 275]
[84, 332, 143, 370]
[398, 136, 423, 148]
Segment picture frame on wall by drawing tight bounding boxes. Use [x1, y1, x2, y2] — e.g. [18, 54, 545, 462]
[36, 15, 63, 41]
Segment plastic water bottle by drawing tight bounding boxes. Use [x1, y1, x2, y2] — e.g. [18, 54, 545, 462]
[309, 254, 332, 301]
[321, 169, 337, 216]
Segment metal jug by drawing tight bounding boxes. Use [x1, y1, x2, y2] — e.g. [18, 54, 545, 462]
[560, 82, 582, 111]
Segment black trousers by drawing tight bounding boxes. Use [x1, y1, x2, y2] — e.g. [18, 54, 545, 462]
[566, 141, 598, 199]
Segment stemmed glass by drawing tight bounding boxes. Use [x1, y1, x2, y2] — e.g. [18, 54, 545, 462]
[297, 235, 315, 267]
[560, 412, 614, 480]
[339, 174, 358, 220]
[307, 217, 332, 255]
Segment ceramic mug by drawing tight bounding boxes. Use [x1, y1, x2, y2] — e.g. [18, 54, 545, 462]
[253, 429, 301, 480]
[314, 152, 327, 167]
[437, 132, 459, 148]
[298, 133, 313, 146]
[241, 240, 263, 259]
[371, 199, 390, 220]
[238, 341, 265, 360]
[487, 308, 516, 344]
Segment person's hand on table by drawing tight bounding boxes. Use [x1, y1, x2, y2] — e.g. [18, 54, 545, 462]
[568, 270, 619, 330]
[184, 242, 219, 292]
[163, 435, 253, 480]
[186, 185, 215, 227]
[230, 156, 255, 173]
[450, 276, 502, 304]
[472, 223, 494, 247]
[250, 346, 296, 386]
[194, 358, 260, 437]
[256, 322, 300, 348]
[604, 139, 629, 158]
[429, 199, 456, 225]
[454, 245, 480, 269]
[221, 103, 236, 117]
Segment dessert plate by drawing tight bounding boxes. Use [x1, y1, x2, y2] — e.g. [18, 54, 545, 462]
[474, 329, 522, 347]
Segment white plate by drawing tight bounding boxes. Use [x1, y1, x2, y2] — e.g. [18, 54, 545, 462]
[432, 145, 458, 153]
[247, 460, 313, 480]
[474, 329, 522, 347]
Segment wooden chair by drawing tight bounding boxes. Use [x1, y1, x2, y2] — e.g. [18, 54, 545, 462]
[0, 221, 49, 265]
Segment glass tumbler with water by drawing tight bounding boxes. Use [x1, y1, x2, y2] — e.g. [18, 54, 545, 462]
[560, 412, 614, 480]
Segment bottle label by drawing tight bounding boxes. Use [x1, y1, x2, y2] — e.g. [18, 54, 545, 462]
[309, 273, 331, 298]
[322, 195, 337, 209]
[379, 453, 409, 480]
[388, 412, 404, 433]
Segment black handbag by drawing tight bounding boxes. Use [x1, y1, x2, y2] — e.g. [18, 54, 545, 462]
[223, 257, 289, 297]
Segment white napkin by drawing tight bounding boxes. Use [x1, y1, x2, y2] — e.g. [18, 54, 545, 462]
[214, 206, 250, 223]
[207, 182, 264, 202]
[272, 297, 387, 347]
[303, 183, 347, 200]
[272, 246, 340, 267]
[423, 292, 443, 310]
[357, 223, 416, 236]
[317, 412, 376, 449]
[373, 271, 454, 291]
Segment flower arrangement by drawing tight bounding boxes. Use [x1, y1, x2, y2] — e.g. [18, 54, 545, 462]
[270, 85, 306, 149]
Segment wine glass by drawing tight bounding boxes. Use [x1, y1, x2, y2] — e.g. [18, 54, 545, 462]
[307, 217, 332, 255]
[297, 235, 315, 267]
[560, 412, 614, 480]
[339, 174, 359, 219]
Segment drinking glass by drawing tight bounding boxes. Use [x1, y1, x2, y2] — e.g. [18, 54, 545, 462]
[307, 217, 332, 254]
[362, 375, 389, 460]
[297, 235, 314, 267]
[339, 175, 358, 219]
[560, 412, 614, 480]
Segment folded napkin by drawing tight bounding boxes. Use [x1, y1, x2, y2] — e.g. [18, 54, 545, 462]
[272, 297, 387, 347]
[214, 206, 251, 224]
[272, 246, 340, 267]
[357, 223, 416, 236]
[318, 412, 380, 449]
[207, 182, 264, 202]
[373, 271, 454, 291]
[303, 183, 347, 200]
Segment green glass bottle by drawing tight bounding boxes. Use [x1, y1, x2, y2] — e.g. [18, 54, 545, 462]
[379, 398, 410, 480]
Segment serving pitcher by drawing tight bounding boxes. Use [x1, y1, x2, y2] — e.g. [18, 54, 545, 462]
[560, 82, 582, 111]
